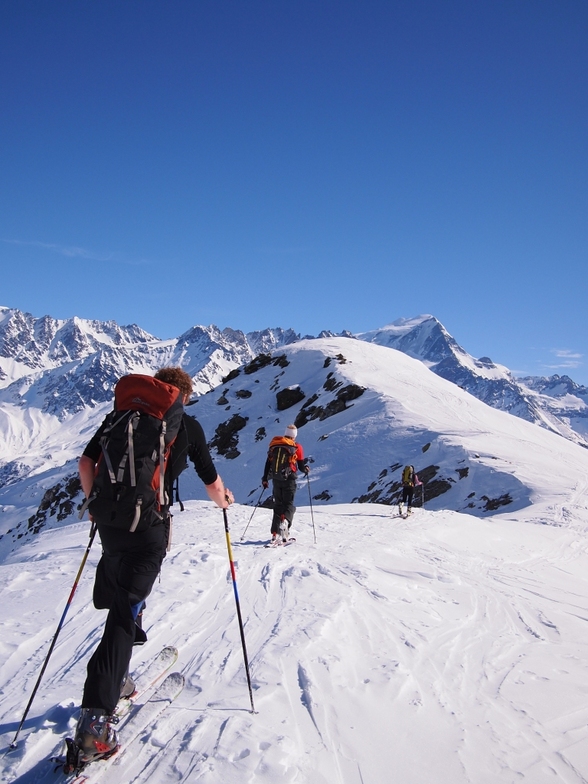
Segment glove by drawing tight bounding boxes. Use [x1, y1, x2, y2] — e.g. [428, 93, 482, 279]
[262, 480, 269, 489]
[303, 466, 310, 476]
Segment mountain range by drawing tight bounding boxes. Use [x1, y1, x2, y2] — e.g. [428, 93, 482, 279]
[1, 306, 586, 442]
[0, 305, 587, 553]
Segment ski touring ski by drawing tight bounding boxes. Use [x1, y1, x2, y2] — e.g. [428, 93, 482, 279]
[115, 645, 178, 719]
[65, 671, 185, 783]
[30, 646, 178, 783]
[264, 537, 296, 548]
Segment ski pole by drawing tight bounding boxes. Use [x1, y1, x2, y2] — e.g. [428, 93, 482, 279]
[222, 509, 256, 713]
[306, 474, 317, 544]
[11, 520, 98, 748]
[239, 487, 266, 541]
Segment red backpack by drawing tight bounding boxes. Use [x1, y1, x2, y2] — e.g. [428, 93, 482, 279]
[86, 375, 184, 532]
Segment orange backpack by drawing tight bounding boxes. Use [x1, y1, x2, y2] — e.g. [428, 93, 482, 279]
[268, 436, 298, 479]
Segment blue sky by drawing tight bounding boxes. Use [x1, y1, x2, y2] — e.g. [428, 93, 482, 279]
[1, 1, 587, 383]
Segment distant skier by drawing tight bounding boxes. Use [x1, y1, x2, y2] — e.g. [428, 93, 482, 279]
[262, 424, 309, 543]
[398, 465, 421, 516]
[71, 368, 233, 769]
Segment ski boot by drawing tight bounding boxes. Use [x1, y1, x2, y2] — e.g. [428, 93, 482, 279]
[63, 708, 119, 773]
[120, 674, 136, 699]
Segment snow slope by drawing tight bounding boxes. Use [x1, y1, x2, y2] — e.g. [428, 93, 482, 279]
[186, 337, 588, 521]
[2, 495, 588, 783]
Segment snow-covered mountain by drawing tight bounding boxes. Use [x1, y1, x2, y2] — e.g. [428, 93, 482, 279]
[0, 307, 299, 507]
[180, 337, 588, 517]
[518, 373, 588, 442]
[1, 307, 586, 446]
[1, 305, 587, 556]
[357, 315, 588, 446]
[2, 332, 588, 555]
[0, 306, 299, 413]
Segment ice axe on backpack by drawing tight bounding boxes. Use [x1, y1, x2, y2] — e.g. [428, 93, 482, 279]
[239, 486, 266, 541]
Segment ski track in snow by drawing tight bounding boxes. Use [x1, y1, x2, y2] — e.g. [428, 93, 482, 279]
[2, 500, 588, 783]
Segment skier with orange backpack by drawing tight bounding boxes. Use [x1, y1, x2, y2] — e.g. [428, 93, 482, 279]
[262, 424, 309, 544]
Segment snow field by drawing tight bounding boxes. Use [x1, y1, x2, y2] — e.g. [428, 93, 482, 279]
[2, 498, 588, 782]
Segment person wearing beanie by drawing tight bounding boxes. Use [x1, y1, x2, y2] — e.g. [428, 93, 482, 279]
[262, 424, 309, 543]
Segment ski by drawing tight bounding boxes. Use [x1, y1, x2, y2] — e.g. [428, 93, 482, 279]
[115, 645, 178, 718]
[265, 537, 296, 548]
[65, 671, 185, 783]
[32, 647, 178, 783]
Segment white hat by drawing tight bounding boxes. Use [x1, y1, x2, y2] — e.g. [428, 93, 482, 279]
[285, 424, 298, 440]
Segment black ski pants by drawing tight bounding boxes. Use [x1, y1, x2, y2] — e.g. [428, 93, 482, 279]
[401, 485, 414, 507]
[270, 478, 297, 534]
[82, 521, 168, 713]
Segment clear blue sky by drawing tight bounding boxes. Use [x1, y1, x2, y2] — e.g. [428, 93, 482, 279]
[1, 1, 587, 383]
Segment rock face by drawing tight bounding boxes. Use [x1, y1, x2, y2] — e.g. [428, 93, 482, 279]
[294, 383, 366, 426]
[276, 386, 305, 411]
[3, 473, 83, 542]
[209, 414, 249, 459]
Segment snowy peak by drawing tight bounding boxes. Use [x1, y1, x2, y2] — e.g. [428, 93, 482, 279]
[11, 333, 588, 551]
[357, 315, 588, 446]
[0, 306, 155, 374]
[2, 325, 588, 554]
[246, 326, 300, 355]
[174, 324, 299, 366]
[0, 308, 302, 417]
[2, 304, 585, 449]
[357, 315, 465, 365]
[521, 373, 588, 400]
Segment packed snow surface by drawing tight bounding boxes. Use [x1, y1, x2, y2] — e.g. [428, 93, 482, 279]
[2, 491, 588, 783]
